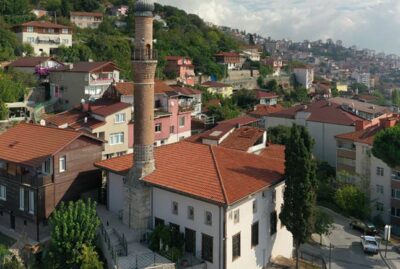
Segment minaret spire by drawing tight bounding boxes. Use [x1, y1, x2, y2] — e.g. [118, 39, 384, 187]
[123, 0, 157, 230]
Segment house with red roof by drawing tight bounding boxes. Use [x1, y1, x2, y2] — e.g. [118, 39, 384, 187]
[13, 21, 72, 56]
[215, 52, 241, 70]
[265, 99, 392, 166]
[255, 90, 279, 106]
[45, 98, 132, 159]
[335, 116, 400, 234]
[95, 141, 293, 269]
[70, 11, 103, 29]
[165, 56, 195, 86]
[0, 123, 103, 242]
[49, 61, 121, 110]
[202, 81, 233, 98]
[104, 81, 193, 147]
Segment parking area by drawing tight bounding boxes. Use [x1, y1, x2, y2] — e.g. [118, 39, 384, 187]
[301, 207, 390, 269]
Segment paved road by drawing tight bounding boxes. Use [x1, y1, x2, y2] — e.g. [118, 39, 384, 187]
[301, 207, 389, 269]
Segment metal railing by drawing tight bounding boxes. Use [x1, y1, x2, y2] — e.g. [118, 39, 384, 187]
[131, 251, 175, 269]
[112, 228, 128, 256]
[99, 222, 119, 265]
[296, 250, 327, 269]
[132, 48, 158, 61]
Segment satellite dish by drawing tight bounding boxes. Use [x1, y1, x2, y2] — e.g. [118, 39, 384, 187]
[39, 119, 46, 126]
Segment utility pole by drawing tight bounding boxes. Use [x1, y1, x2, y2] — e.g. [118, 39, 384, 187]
[328, 243, 332, 269]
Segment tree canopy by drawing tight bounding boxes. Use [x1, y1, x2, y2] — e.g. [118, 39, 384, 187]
[47, 199, 100, 268]
[280, 124, 316, 269]
[372, 125, 400, 168]
[335, 185, 369, 219]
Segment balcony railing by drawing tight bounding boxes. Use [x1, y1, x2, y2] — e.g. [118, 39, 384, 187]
[132, 48, 158, 61]
[89, 78, 114, 85]
[0, 169, 52, 186]
[179, 105, 194, 112]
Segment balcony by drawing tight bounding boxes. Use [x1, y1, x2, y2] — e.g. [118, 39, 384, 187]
[0, 169, 52, 186]
[179, 105, 194, 113]
[132, 48, 158, 61]
[36, 37, 60, 45]
[337, 148, 356, 159]
[89, 77, 114, 85]
[393, 170, 400, 181]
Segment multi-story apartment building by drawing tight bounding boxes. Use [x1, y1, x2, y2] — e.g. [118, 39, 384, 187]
[95, 141, 292, 269]
[165, 56, 195, 86]
[170, 85, 202, 117]
[45, 99, 132, 159]
[264, 99, 390, 166]
[262, 57, 283, 76]
[294, 66, 314, 90]
[215, 52, 241, 70]
[352, 71, 371, 89]
[70, 12, 103, 29]
[106, 81, 193, 147]
[0, 123, 103, 241]
[13, 21, 72, 56]
[49, 61, 120, 109]
[335, 116, 400, 234]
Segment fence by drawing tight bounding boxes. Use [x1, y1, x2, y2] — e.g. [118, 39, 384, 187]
[131, 252, 175, 269]
[297, 250, 327, 269]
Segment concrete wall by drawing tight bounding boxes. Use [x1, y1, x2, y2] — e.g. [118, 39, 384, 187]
[49, 72, 88, 109]
[265, 116, 354, 166]
[107, 172, 124, 215]
[225, 182, 292, 269]
[152, 187, 222, 269]
[17, 32, 72, 56]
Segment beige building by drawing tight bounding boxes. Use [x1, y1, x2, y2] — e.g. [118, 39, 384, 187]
[45, 100, 132, 159]
[49, 61, 120, 110]
[335, 117, 400, 234]
[13, 21, 72, 56]
[201, 81, 233, 98]
[70, 12, 103, 29]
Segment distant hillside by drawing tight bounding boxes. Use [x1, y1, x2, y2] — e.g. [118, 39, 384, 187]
[0, 0, 242, 80]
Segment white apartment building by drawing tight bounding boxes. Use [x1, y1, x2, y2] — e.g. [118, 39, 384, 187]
[96, 142, 293, 269]
[13, 21, 72, 56]
[352, 71, 371, 89]
[294, 66, 314, 90]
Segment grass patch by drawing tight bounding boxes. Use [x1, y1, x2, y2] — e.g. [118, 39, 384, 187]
[0, 232, 16, 247]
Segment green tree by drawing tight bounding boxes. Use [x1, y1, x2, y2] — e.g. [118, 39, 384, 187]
[350, 83, 369, 94]
[267, 125, 291, 145]
[0, 101, 8, 120]
[335, 185, 369, 219]
[0, 27, 21, 60]
[392, 89, 400, 107]
[207, 103, 240, 121]
[57, 44, 93, 62]
[47, 199, 100, 268]
[79, 245, 103, 269]
[314, 209, 334, 245]
[266, 79, 279, 92]
[372, 125, 400, 168]
[257, 76, 264, 88]
[232, 89, 257, 110]
[331, 87, 339, 97]
[259, 65, 272, 78]
[291, 88, 309, 102]
[0, 244, 10, 266]
[60, 0, 71, 17]
[280, 124, 316, 269]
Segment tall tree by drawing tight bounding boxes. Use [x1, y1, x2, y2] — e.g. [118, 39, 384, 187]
[280, 124, 316, 269]
[60, 0, 71, 17]
[372, 125, 400, 168]
[47, 199, 100, 268]
[392, 89, 400, 107]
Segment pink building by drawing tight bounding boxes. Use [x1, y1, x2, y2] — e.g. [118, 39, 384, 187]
[165, 56, 195, 86]
[107, 81, 193, 147]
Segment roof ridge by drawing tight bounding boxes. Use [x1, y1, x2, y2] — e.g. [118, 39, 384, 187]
[209, 146, 229, 205]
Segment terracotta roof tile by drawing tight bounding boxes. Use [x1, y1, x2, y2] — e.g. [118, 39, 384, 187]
[170, 86, 202, 95]
[95, 141, 284, 205]
[0, 123, 101, 167]
[202, 81, 230, 88]
[220, 126, 265, 151]
[256, 91, 279, 99]
[113, 81, 176, 96]
[269, 100, 363, 126]
[53, 61, 119, 73]
[70, 11, 103, 17]
[90, 100, 131, 117]
[7, 57, 62, 68]
[16, 21, 71, 29]
[215, 52, 240, 57]
[259, 144, 286, 161]
[249, 104, 284, 117]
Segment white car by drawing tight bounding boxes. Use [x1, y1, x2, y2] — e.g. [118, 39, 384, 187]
[361, 235, 379, 254]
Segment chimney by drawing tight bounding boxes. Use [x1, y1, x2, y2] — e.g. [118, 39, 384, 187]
[355, 120, 368, 131]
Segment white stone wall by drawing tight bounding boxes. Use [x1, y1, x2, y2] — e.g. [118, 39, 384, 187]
[152, 187, 223, 269]
[225, 182, 292, 269]
[108, 172, 125, 215]
[18, 32, 72, 56]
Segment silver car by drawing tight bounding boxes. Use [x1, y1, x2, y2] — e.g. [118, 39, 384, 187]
[361, 235, 379, 254]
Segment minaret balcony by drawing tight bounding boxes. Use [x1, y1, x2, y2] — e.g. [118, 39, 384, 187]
[133, 48, 158, 61]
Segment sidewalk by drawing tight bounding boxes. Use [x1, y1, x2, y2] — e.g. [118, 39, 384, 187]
[380, 244, 400, 269]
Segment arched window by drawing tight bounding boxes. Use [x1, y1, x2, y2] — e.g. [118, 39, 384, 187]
[146, 44, 151, 59]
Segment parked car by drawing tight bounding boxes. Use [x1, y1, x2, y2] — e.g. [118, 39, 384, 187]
[361, 235, 379, 254]
[350, 219, 378, 235]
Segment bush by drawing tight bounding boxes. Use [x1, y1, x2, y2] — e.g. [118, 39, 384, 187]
[335, 185, 369, 219]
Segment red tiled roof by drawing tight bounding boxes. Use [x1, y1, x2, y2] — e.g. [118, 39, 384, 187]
[165, 56, 184, 61]
[0, 123, 101, 167]
[170, 86, 202, 95]
[268, 100, 363, 126]
[88, 100, 131, 117]
[335, 125, 383, 145]
[45, 108, 87, 127]
[70, 11, 103, 17]
[7, 57, 62, 68]
[113, 81, 176, 96]
[220, 126, 265, 151]
[249, 104, 284, 117]
[202, 81, 230, 88]
[16, 21, 71, 29]
[217, 115, 258, 126]
[95, 141, 284, 205]
[259, 144, 286, 161]
[215, 52, 240, 57]
[256, 90, 279, 99]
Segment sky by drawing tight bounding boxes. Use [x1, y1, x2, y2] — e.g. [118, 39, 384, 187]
[157, 0, 400, 55]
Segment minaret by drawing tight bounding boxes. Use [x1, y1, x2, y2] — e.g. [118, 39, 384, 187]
[123, 0, 157, 231]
